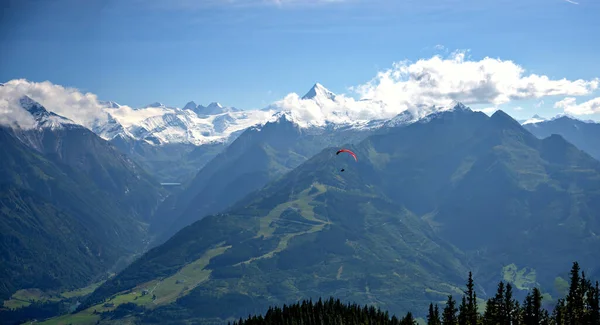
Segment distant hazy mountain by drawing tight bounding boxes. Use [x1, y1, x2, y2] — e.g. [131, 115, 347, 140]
[77, 104, 600, 324]
[182, 101, 242, 117]
[89, 100, 271, 182]
[523, 115, 600, 161]
[519, 114, 548, 125]
[0, 97, 166, 301]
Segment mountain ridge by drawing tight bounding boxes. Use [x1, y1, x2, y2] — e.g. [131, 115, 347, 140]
[0, 97, 167, 301]
[523, 115, 600, 161]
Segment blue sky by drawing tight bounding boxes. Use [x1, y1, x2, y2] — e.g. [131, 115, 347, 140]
[1, 0, 599, 120]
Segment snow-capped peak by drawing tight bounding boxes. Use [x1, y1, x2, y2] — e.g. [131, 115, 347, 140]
[207, 102, 223, 109]
[522, 114, 548, 125]
[99, 100, 121, 108]
[438, 101, 469, 112]
[271, 110, 296, 123]
[144, 102, 174, 109]
[383, 110, 419, 128]
[19, 96, 78, 129]
[194, 101, 241, 116]
[547, 113, 598, 124]
[99, 98, 274, 146]
[416, 101, 473, 124]
[91, 112, 127, 140]
[301, 83, 336, 101]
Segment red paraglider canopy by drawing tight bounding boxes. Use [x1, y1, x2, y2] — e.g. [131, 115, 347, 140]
[336, 148, 357, 162]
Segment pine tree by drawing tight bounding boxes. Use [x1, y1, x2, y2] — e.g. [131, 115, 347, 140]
[401, 311, 416, 325]
[588, 281, 600, 325]
[523, 287, 547, 325]
[580, 270, 592, 324]
[552, 298, 566, 325]
[465, 272, 478, 325]
[428, 303, 441, 325]
[428, 303, 436, 325]
[485, 280, 506, 324]
[505, 282, 516, 324]
[484, 298, 496, 324]
[523, 290, 534, 324]
[566, 261, 584, 324]
[535, 289, 551, 325]
[514, 300, 523, 325]
[458, 295, 468, 325]
[228, 262, 600, 325]
[443, 295, 458, 325]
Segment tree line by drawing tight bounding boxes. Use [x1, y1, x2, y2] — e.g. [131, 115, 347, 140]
[230, 261, 600, 325]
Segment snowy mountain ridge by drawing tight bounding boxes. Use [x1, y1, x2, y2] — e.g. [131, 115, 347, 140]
[95, 83, 399, 145]
[10, 82, 582, 148]
[103, 102, 275, 146]
[18, 96, 80, 130]
[520, 113, 599, 127]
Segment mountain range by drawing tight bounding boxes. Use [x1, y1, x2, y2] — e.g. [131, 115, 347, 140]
[0, 85, 408, 314]
[70, 104, 600, 324]
[523, 115, 600, 161]
[8, 82, 600, 184]
[2, 83, 600, 325]
[93, 100, 273, 183]
[149, 109, 396, 245]
[86, 83, 395, 183]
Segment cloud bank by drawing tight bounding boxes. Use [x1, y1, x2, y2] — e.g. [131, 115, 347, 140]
[353, 51, 597, 108]
[554, 97, 600, 115]
[0, 79, 109, 129]
[1, 51, 599, 132]
[271, 51, 599, 123]
[0, 91, 37, 129]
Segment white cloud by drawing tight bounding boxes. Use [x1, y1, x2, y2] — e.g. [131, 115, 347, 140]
[2, 51, 599, 131]
[105, 105, 168, 128]
[474, 107, 498, 115]
[554, 97, 600, 115]
[270, 91, 392, 127]
[0, 94, 37, 129]
[0, 79, 108, 129]
[352, 51, 598, 108]
[271, 51, 599, 125]
[513, 106, 524, 111]
[564, 0, 579, 4]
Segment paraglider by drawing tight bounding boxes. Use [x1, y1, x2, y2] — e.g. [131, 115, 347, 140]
[335, 148, 357, 172]
[336, 149, 357, 161]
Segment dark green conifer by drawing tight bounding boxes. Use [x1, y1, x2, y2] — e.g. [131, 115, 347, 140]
[442, 295, 458, 325]
[458, 295, 468, 325]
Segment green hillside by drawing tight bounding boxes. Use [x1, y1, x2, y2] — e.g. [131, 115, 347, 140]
[39, 107, 600, 324]
[356, 109, 600, 288]
[0, 121, 165, 304]
[151, 114, 376, 245]
[78, 162, 469, 322]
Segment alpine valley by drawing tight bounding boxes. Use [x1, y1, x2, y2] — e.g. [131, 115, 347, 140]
[2, 83, 600, 325]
